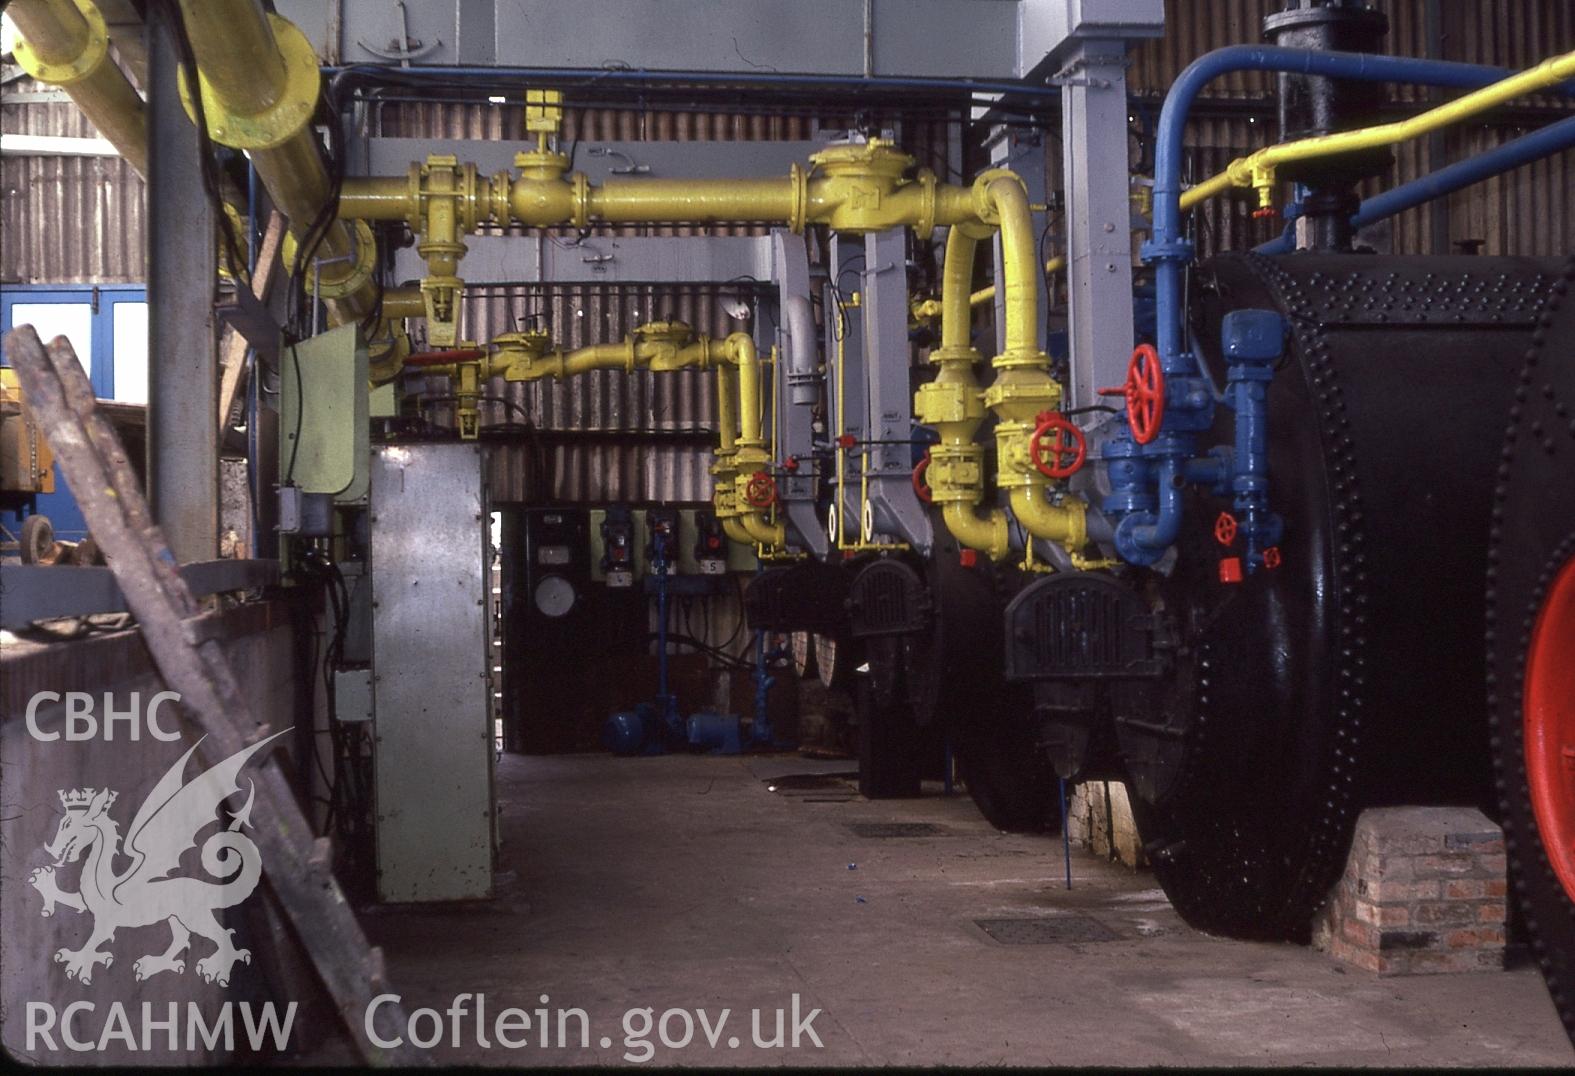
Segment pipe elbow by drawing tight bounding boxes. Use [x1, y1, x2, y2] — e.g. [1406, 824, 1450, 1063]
[739, 512, 784, 549]
[941, 501, 1009, 562]
[722, 518, 755, 547]
[1008, 487, 1088, 549]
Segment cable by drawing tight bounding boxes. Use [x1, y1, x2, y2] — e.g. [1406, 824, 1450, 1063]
[161, 0, 247, 285]
[284, 342, 304, 484]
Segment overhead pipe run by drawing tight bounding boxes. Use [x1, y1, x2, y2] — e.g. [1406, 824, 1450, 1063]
[1255, 113, 1575, 257]
[1194, 50, 1575, 219]
[8, 0, 148, 178]
[411, 322, 783, 551]
[169, 0, 407, 367]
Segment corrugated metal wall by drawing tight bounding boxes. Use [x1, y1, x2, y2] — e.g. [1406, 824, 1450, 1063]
[1, 84, 145, 282]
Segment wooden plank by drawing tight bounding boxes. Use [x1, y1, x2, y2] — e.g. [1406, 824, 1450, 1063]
[218, 212, 285, 435]
[1, 324, 426, 1067]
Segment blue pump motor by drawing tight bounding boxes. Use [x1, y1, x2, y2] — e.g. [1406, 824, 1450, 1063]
[604, 703, 664, 756]
[687, 711, 743, 755]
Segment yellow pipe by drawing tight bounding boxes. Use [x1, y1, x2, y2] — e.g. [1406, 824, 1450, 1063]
[979, 176, 1086, 551]
[969, 254, 1065, 308]
[9, 0, 148, 179]
[176, 0, 286, 112]
[1177, 171, 1235, 212]
[991, 177, 1043, 360]
[341, 138, 982, 239]
[380, 288, 428, 320]
[914, 224, 1010, 562]
[1194, 50, 1575, 211]
[175, 1, 380, 327]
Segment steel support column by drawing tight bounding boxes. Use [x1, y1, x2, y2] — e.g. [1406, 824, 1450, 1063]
[146, 5, 218, 561]
[770, 230, 828, 558]
[1059, 38, 1136, 412]
[859, 227, 932, 552]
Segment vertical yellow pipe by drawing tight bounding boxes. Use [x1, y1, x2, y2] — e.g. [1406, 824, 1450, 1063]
[981, 176, 1086, 550]
[915, 223, 1010, 561]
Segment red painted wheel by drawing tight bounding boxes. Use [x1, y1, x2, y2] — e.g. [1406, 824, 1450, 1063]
[743, 471, 776, 508]
[1029, 412, 1086, 479]
[1098, 343, 1166, 445]
[1527, 555, 1575, 902]
[1127, 345, 1165, 444]
[912, 454, 933, 503]
[1213, 511, 1238, 547]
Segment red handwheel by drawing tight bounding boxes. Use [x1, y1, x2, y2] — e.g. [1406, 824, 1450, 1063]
[744, 471, 777, 508]
[1099, 343, 1166, 445]
[1214, 511, 1238, 546]
[912, 454, 934, 503]
[1029, 412, 1087, 479]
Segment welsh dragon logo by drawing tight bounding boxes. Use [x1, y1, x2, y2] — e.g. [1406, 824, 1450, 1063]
[28, 729, 289, 987]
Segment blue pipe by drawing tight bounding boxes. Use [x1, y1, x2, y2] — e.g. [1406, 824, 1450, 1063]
[1111, 45, 1560, 567]
[1152, 45, 1562, 371]
[1256, 114, 1575, 256]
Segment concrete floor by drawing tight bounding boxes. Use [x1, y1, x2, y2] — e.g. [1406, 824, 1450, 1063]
[358, 753, 1575, 1067]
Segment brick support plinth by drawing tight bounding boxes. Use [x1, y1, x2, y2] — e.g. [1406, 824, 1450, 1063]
[1313, 807, 1506, 975]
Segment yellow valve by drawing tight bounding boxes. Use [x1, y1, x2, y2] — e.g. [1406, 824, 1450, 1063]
[525, 89, 564, 138]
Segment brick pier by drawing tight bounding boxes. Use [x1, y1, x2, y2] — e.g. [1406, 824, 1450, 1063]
[1313, 807, 1507, 975]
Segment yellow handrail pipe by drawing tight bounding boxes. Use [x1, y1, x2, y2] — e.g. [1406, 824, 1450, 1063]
[1195, 49, 1575, 213]
[969, 254, 1066, 308]
[9, 0, 148, 179]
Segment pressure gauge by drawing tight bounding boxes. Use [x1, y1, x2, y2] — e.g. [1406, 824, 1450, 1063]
[533, 574, 577, 618]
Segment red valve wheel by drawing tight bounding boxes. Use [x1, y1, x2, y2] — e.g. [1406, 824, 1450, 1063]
[1099, 343, 1166, 445]
[1214, 511, 1238, 547]
[912, 454, 934, 503]
[744, 471, 777, 508]
[1262, 546, 1282, 570]
[1029, 412, 1087, 479]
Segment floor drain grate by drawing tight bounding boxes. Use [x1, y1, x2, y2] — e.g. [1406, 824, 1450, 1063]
[975, 916, 1121, 945]
[847, 822, 946, 838]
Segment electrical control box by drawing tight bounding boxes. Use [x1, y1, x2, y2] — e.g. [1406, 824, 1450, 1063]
[600, 505, 637, 587]
[646, 506, 681, 572]
[693, 510, 728, 574]
[589, 507, 759, 580]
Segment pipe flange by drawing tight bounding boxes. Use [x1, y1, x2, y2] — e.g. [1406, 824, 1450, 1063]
[281, 219, 378, 299]
[488, 171, 513, 225]
[788, 161, 808, 234]
[12, 0, 108, 86]
[456, 162, 484, 232]
[912, 169, 938, 241]
[969, 168, 1025, 226]
[177, 14, 320, 151]
[571, 171, 591, 230]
